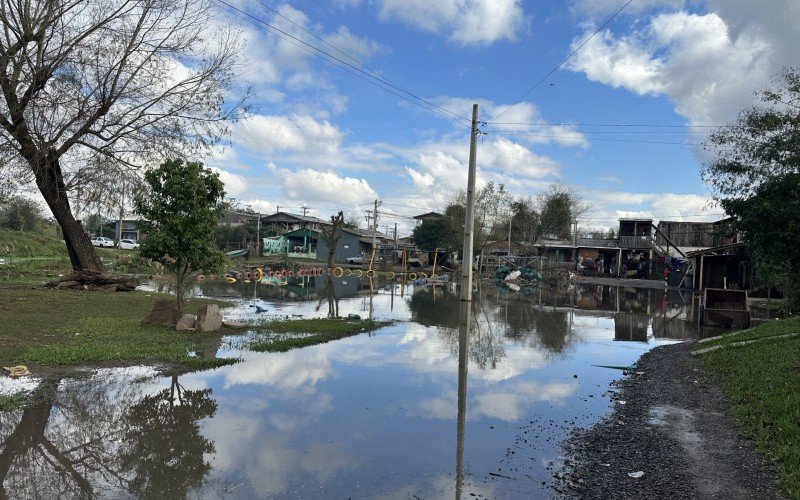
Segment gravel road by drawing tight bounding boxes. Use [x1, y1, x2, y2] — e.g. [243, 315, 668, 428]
[559, 342, 785, 500]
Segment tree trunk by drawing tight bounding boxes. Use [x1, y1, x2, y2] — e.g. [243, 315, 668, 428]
[33, 155, 105, 272]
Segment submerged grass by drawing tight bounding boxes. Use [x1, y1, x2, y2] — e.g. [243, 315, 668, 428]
[249, 318, 392, 352]
[0, 394, 24, 411]
[698, 316, 800, 499]
[0, 287, 239, 373]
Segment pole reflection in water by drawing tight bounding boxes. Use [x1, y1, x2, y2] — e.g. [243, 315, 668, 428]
[455, 299, 472, 500]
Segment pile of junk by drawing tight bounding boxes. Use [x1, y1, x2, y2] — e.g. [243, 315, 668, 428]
[493, 264, 542, 292]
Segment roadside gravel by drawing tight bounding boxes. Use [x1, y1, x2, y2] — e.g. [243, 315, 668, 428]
[559, 342, 785, 499]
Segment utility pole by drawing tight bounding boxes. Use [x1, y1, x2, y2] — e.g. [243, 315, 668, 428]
[461, 104, 479, 302]
[256, 213, 262, 257]
[370, 199, 380, 269]
[300, 205, 310, 217]
[275, 205, 282, 214]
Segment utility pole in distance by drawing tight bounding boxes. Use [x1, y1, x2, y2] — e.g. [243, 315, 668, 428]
[460, 104, 479, 302]
[256, 213, 262, 257]
[300, 205, 310, 217]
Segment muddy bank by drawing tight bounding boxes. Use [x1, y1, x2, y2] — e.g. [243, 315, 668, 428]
[560, 342, 784, 499]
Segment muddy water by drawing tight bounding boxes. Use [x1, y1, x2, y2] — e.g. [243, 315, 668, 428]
[1, 281, 716, 498]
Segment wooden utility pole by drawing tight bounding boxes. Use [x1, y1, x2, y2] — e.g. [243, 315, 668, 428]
[461, 104, 479, 302]
[256, 213, 262, 257]
[300, 205, 309, 217]
[370, 199, 380, 270]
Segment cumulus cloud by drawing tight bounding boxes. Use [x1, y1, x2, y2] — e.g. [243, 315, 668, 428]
[235, 114, 344, 154]
[279, 168, 378, 205]
[566, 2, 800, 127]
[378, 0, 527, 46]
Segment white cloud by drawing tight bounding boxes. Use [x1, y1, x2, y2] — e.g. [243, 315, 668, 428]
[235, 114, 344, 154]
[566, 3, 800, 127]
[379, 0, 527, 46]
[279, 168, 378, 205]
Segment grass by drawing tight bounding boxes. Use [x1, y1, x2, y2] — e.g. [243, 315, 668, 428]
[0, 394, 24, 411]
[249, 318, 392, 352]
[697, 317, 800, 349]
[697, 316, 800, 499]
[0, 287, 240, 374]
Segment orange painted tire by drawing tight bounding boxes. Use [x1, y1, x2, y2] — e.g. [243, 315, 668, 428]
[280, 270, 287, 277]
[243, 271, 252, 281]
[224, 273, 233, 280]
[317, 268, 324, 276]
[267, 270, 274, 277]
[254, 268, 264, 280]
[196, 274, 205, 282]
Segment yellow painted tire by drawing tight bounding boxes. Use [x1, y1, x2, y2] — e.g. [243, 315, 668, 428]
[225, 277, 237, 283]
[253, 268, 264, 280]
[408, 272, 417, 280]
[366, 269, 376, 277]
[419, 272, 427, 279]
[333, 267, 344, 277]
[388, 272, 396, 279]
[355, 269, 363, 277]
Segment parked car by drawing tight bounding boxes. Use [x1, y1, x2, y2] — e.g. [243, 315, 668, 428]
[346, 255, 365, 264]
[118, 239, 140, 250]
[90, 236, 114, 248]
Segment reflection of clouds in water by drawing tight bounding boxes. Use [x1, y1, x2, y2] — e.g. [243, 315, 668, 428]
[221, 350, 334, 390]
[415, 379, 577, 421]
[202, 406, 357, 497]
[374, 472, 497, 500]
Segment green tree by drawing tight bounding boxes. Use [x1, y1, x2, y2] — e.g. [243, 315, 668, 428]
[537, 185, 586, 240]
[412, 218, 453, 252]
[703, 68, 800, 311]
[135, 159, 226, 311]
[703, 68, 800, 197]
[722, 173, 800, 311]
[0, 195, 41, 231]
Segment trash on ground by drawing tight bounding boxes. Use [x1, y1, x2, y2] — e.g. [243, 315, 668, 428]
[627, 471, 644, 478]
[3, 365, 31, 378]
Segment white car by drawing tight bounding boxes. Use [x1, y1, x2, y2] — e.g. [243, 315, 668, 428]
[118, 239, 140, 250]
[91, 236, 114, 248]
[346, 255, 364, 264]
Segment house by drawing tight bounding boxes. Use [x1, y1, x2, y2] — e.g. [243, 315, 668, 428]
[109, 218, 147, 241]
[482, 240, 525, 256]
[260, 212, 330, 235]
[413, 211, 442, 225]
[350, 228, 393, 256]
[281, 228, 361, 262]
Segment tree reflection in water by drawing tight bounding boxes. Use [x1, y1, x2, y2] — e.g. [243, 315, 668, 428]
[0, 375, 217, 499]
[316, 276, 340, 318]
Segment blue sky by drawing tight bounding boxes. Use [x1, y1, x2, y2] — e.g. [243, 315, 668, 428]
[205, 0, 800, 235]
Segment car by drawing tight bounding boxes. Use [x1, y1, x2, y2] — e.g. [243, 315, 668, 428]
[90, 236, 114, 248]
[118, 239, 140, 250]
[346, 255, 365, 265]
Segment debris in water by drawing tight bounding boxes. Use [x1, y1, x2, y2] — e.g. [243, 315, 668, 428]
[627, 471, 644, 479]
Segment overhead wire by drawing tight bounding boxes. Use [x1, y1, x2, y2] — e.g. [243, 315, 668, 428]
[213, 0, 471, 127]
[487, 0, 634, 125]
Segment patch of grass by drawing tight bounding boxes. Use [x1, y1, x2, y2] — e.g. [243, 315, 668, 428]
[699, 316, 800, 499]
[697, 317, 800, 349]
[0, 394, 25, 411]
[0, 287, 239, 373]
[249, 318, 392, 352]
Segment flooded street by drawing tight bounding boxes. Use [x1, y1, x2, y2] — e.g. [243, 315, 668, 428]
[1, 280, 718, 498]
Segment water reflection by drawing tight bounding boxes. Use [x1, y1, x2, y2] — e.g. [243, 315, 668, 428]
[0, 371, 215, 499]
[3, 282, 727, 499]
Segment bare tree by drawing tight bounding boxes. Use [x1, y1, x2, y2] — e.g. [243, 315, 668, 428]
[0, 0, 245, 272]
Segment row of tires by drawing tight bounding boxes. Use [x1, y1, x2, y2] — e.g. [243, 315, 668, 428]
[195, 268, 431, 283]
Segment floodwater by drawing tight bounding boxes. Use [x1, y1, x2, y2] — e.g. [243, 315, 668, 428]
[1, 278, 718, 499]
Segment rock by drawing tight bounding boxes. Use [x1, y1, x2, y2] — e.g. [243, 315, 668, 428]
[56, 280, 79, 289]
[103, 284, 118, 292]
[196, 304, 223, 332]
[142, 298, 182, 327]
[176, 314, 196, 332]
[222, 320, 247, 329]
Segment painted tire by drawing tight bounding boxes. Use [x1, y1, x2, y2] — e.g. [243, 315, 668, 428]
[355, 269, 363, 277]
[408, 272, 417, 280]
[388, 272, 396, 279]
[223, 273, 233, 280]
[333, 267, 344, 277]
[345, 269, 352, 276]
[366, 269, 376, 277]
[243, 271, 252, 281]
[254, 268, 264, 280]
[419, 272, 427, 279]
[196, 274, 205, 282]
[280, 270, 287, 277]
[225, 277, 237, 283]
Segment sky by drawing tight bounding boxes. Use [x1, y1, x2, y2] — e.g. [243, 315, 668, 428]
[202, 0, 800, 236]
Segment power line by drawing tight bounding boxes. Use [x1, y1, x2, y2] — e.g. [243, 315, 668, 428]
[214, 0, 471, 127]
[488, 0, 634, 124]
[488, 131, 703, 146]
[488, 122, 723, 129]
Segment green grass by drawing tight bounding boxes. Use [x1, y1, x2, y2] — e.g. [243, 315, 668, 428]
[0, 394, 25, 411]
[698, 316, 800, 499]
[249, 318, 392, 352]
[697, 317, 800, 349]
[0, 226, 69, 257]
[0, 287, 239, 373]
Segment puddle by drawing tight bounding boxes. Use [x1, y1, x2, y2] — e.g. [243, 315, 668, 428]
[1, 282, 747, 498]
